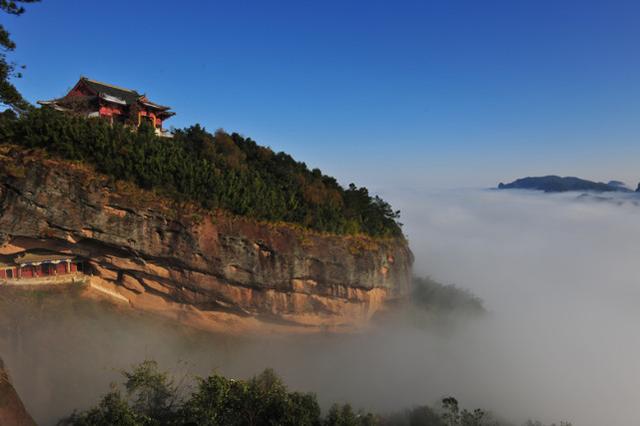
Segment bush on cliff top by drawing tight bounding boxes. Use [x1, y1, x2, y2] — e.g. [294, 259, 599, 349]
[0, 109, 402, 237]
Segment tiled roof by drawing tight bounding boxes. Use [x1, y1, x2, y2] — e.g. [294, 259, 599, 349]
[14, 252, 75, 265]
[81, 77, 142, 105]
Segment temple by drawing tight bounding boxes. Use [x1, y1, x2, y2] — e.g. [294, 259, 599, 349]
[0, 251, 84, 281]
[37, 77, 175, 137]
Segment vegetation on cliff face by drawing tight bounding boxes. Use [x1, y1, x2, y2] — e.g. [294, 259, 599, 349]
[411, 277, 485, 316]
[0, 109, 401, 237]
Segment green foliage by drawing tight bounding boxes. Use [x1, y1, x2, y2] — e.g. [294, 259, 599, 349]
[324, 403, 377, 426]
[60, 362, 326, 426]
[407, 405, 444, 426]
[58, 361, 572, 426]
[122, 360, 178, 424]
[412, 277, 485, 316]
[441, 397, 486, 426]
[59, 388, 140, 426]
[0, 108, 403, 237]
[0, 0, 39, 112]
[181, 367, 323, 426]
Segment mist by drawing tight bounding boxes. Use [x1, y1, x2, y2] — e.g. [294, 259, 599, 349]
[3, 188, 640, 425]
[391, 188, 640, 426]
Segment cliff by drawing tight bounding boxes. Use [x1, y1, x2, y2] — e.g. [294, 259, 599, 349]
[0, 357, 36, 426]
[0, 146, 413, 333]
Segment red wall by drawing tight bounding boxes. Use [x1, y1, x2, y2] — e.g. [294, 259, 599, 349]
[99, 104, 126, 117]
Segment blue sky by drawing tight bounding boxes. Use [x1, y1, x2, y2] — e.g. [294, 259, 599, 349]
[5, 0, 640, 191]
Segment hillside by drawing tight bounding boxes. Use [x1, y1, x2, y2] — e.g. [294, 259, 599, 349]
[0, 108, 402, 238]
[0, 145, 413, 332]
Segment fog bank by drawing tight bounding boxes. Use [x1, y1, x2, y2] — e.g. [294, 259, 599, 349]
[391, 188, 640, 426]
[3, 189, 640, 425]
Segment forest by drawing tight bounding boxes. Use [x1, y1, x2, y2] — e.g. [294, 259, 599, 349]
[58, 360, 571, 426]
[0, 108, 402, 238]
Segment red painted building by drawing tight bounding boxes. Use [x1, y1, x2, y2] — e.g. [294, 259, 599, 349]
[38, 77, 175, 137]
[0, 252, 83, 281]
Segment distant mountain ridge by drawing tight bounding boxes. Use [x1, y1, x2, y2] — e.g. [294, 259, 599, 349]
[497, 176, 638, 193]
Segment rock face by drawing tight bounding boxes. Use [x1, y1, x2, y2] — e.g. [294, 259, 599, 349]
[0, 357, 36, 426]
[0, 147, 413, 333]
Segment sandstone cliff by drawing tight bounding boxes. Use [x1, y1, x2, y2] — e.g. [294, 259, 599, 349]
[0, 357, 36, 426]
[0, 146, 413, 333]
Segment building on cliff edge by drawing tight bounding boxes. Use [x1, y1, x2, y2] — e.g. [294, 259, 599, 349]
[0, 251, 85, 281]
[38, 77, 175, 137]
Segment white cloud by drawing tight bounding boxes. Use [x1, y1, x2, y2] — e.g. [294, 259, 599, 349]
[5, 188, 640, 426]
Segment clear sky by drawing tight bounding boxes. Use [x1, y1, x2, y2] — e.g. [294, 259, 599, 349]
[5, 0, 640, 191]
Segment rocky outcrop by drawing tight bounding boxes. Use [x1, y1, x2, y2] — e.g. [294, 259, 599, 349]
[0, 357, 36, 426]
[0, 146, 413, 333]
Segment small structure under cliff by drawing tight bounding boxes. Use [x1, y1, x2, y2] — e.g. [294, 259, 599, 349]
[0, 251, 84, 280]
[0, 146, 413, 333]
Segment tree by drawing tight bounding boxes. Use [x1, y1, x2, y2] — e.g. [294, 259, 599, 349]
[324, 403, 376, 426]
[121, 360, 178, 424]
[58, 388, 140, 426]
[0, 0, 39, 112]
[440, 397, 486, 426]
[1, 109, 404, 237]
[62, 362, 325, 426]
[408, 405, 444, 426]
[441, 397, 460, 426]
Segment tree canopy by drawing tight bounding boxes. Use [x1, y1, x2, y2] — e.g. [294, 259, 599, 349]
[59, 360, 571, 426]
[0, 0, 39, 112]
[0, 109, 403, 237]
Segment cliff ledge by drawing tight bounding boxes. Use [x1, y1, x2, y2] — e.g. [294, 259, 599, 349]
[0, 146, 413, 333]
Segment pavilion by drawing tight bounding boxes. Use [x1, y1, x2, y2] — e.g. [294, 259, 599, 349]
[38, 77, 175, 137]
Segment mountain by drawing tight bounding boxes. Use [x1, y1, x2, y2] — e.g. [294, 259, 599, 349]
[0, 146, 413, 333]
[497, 175, 633, 193]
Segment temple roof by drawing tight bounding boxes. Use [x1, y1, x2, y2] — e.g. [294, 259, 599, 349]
[14, 252, 75, 265]
[81, 77, 142, 105]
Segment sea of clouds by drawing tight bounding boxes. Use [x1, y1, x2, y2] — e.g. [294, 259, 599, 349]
[388, 188, 640, 426]
[5, 188, 640, 425]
